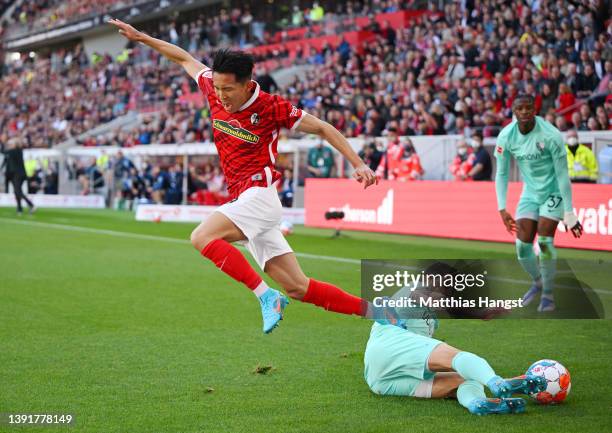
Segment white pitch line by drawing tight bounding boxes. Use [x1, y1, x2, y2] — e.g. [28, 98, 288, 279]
[2, 217, 609, 296]
[0, 218, 361, 264]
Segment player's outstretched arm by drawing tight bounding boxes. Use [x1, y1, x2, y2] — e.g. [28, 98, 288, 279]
[108, 18, 206, 80]
[296, 113, 377, 189]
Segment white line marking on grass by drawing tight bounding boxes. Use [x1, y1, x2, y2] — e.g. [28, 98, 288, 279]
[2, 218, 609, 296]
[0, 218, 361, 264]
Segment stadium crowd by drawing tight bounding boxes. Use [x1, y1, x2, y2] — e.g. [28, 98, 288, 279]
[281, 0, 611, 139]
[0, 0, 610, 203]
[3, 0, 405, 42]
[5, 0, 143, 35]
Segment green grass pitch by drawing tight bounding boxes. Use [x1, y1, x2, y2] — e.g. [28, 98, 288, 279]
[1, 208, 611, 433]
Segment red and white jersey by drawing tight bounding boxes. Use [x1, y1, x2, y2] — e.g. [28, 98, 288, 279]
[195, 67, 305, 199]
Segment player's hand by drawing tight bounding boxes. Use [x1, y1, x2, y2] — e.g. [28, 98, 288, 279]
[352, 163, 378, 189]
[563, 212, 583, 238]
[108, 18, 144, 42]
[499, 209, 516, 235]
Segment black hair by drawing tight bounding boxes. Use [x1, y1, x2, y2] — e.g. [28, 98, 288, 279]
[212, 49, 254, 82]
[513, 93, 535, 106]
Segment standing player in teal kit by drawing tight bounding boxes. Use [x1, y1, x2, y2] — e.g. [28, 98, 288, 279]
[495, 94, 583, 312]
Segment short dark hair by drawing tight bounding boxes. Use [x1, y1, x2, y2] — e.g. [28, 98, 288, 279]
[513, 93, 535, 106]
[212, 49, 254, 82]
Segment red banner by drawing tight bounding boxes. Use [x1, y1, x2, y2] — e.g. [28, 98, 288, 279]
[305, 179, 612, 251]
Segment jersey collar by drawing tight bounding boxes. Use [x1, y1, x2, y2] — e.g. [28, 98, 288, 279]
[237, 80, 260, 112]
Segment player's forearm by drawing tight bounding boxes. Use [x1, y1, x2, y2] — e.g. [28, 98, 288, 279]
[494, 156, 509, 210]
[553, 157, 574, 212]
[139, 33, 193, 65]
[495, 171, 508, 210]
[320, 123, 363, 168]
[494, 147, 510, 210]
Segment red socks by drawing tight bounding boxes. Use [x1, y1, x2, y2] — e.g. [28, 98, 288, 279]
[302, 278, 367, 316]
[201, 241, 366, 317]
[201, 239, 262, 290]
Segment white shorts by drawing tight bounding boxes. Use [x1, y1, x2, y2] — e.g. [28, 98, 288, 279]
[216, 183, 292, 270]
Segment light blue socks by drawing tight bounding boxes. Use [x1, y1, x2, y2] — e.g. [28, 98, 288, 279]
[457, 380, 487, 411]
[537, 236, 557, 298]
[515, 239, 542, 285]
[452, 352, 498, 385]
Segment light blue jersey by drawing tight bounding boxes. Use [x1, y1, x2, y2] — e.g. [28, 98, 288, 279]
[364, 286, 442, 397]
[495, 116, 574, 217]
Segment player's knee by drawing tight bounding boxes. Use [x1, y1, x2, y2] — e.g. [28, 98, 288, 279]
[190, 227, 213, 251]
[537, 236, 557, 260]
[515, 239, 534, 259]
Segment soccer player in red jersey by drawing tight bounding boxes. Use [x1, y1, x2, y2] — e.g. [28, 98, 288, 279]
[110, 19, 401, 333]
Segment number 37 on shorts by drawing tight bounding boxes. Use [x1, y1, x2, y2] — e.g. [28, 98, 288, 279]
[516, 193, 563, 221]
[546, 194, 562, 210]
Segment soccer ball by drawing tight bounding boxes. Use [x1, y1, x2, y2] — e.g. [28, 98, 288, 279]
[280, 220, 293, 236]
[526, 359, 571, 404]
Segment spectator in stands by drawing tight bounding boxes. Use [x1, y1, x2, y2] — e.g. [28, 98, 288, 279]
[449, 138, 476, 181]
[539, 83, 556, 116]
[43, 163, 59, 195]
[151, 165, 169, 204]
[376, 127, 404, 180]
[575, 62, 600, 98]
[395, 138, 424, 181]
[358, 140, 383, 172]
[565, 129, 598, 183]
[255, 66, 278, 93]
[163, 163, 183, 205]
[278, 168, 294, 208]
[587, 117, 601, 131]
[201, 166, 229, 205]
[307, 139, 334, 178]
[557, 83, 576, 124]
[466, 133, 492, 181]
[595, 105, 610, 130]
[113, 151, 135, 191]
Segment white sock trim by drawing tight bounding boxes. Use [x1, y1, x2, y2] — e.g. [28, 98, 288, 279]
[253, 281, 269, 298]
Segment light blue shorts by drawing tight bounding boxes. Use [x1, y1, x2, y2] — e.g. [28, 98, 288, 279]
[364, 324, 443, 398]
[516, 192, 564, 222]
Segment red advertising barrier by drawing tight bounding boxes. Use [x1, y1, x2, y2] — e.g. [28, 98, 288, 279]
[305, 179, 612, 251]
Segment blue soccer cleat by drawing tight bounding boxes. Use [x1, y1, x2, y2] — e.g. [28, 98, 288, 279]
[467, 397, 526, 415]
[259, 289, 289, 334]
[521, 283, 541, 306]
[537, 296, 555, 312]
[488, 374, 547, 398]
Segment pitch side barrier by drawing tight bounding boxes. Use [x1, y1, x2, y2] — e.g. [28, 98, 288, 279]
[304, 178, 612, 252]
[12, 131, 610, 209]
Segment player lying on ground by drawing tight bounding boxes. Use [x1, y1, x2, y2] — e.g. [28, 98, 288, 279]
[109, 18, 402, 333]
[495, 94, 583, 313]
[364, 286, 547, 415]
